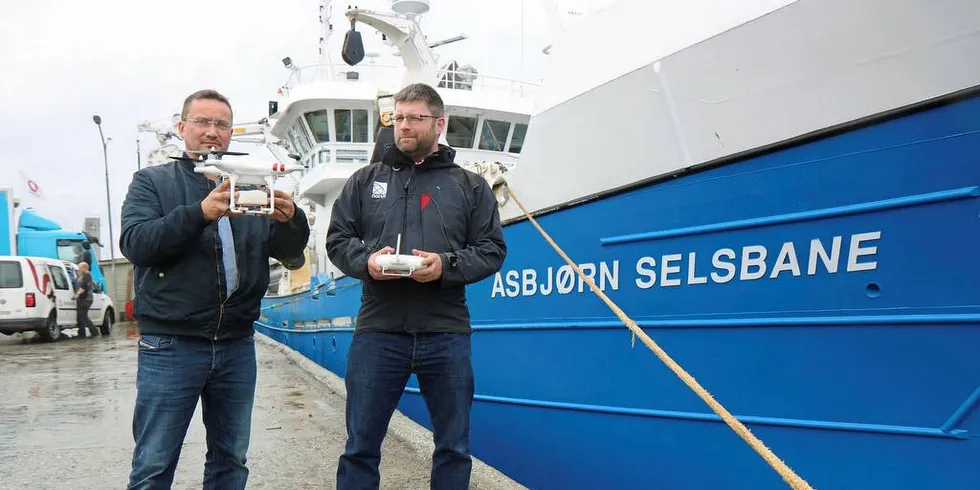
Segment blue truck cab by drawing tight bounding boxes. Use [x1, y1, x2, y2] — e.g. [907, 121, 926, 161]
[1, 188, 108, 292]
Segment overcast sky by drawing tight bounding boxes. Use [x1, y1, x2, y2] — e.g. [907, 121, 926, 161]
[0, 0, 556, 259]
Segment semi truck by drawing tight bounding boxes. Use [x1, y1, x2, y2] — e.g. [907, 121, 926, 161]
[1, 187, 108, 291]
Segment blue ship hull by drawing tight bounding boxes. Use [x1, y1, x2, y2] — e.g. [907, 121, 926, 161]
[257, 91, 980, 489]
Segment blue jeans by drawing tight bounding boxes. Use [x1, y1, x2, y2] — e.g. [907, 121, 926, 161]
[337, 332, 475, 490]
[127, 333, 257, 490]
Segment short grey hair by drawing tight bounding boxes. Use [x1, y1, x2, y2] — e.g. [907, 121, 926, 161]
[181, 89, 233, 121]
[393, 83, 444, 117]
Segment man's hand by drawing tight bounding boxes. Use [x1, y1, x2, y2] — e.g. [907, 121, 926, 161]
[201, 180, 242, 221]
[410, 250, 443, 283]
[271, 189, 296, 223]
[367, 247, 398, 280]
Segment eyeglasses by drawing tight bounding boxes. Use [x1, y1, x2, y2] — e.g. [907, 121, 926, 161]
[392, 114, 440, 125]
[185, 117, 233, 131]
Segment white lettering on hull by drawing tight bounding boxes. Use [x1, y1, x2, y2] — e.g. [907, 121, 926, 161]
[492, 262, 620, 298]
[490, 232, 881, 298]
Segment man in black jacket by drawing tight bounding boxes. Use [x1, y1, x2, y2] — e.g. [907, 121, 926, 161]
[120, 89, 309, 490]
[327, 83, 506, 489]
[74, 262, 97, 338]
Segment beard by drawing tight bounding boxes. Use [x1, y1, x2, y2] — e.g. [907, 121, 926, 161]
[396, 124, 437, 160]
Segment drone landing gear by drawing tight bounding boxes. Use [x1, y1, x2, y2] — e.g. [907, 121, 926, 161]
[227, 175, 276, 216]
[234, 189, 274, 214]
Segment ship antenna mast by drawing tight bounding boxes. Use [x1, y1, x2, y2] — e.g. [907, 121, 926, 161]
[319, 0, 335, 66]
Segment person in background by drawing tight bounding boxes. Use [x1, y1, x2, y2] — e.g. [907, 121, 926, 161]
[77, 241, 93, 267]
[74, 262, 97, 338]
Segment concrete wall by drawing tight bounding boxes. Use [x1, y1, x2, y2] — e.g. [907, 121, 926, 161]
[99, 258, 133, 321]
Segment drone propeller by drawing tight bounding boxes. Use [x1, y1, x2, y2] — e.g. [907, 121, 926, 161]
[170, 155, 198, 163]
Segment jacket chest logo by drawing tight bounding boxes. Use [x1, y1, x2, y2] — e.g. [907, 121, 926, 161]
[371, 181, 388, 199]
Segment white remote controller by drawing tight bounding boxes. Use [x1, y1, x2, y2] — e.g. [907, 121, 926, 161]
[375, 234, 424, 277]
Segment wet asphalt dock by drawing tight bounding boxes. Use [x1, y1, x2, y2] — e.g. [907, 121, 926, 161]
[0, 323, 524, 490]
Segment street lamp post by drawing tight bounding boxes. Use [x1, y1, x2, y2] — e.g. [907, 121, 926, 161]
[92, 115, 116, 301]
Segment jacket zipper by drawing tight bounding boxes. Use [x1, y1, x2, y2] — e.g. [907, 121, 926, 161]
[402, 166, 414, 250]
[215, 250, 225, 341]
[418, 168, 426, 250]
[208, 177, 226, 341]
[214, 182, 245, 341]
[401, 166, 415, 331]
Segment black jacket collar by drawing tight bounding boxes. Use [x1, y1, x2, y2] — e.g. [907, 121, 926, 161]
[382, 144, 457, 171]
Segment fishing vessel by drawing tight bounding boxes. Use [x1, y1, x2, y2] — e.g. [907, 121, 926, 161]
[260, 0, 534, 291]
[255, 0, 980, 488]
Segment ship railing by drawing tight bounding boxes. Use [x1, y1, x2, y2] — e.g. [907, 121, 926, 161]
[435, 67, 540, 99]
[282, 62, 402, 92]
[281, 63, 539, 99]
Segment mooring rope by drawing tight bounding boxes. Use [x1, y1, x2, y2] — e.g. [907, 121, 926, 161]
[503, 185, 813, 490]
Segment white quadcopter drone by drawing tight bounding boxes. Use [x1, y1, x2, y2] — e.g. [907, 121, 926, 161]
[176, 147, 304, 215]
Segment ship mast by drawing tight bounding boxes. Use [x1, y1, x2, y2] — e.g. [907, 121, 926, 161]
[343, 3, 440, 87]
[317, 0, 336, 80]
[318, 0, 335, 66]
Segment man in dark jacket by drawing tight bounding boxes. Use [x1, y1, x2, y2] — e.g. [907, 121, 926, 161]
[74, 262, 97, 338]
[120, 89, 310, 490]
[327, 83, 506, 489]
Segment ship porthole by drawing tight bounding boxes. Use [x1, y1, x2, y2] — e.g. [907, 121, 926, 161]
[866, 283, 881, 298]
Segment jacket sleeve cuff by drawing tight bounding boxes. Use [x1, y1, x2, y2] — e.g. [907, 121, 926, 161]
[439, 252, 463, 287]
[278, 205, 306, 229]
[185, 200, 210, 226]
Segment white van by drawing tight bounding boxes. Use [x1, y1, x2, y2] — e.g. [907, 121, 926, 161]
[0, 255, 116, 341]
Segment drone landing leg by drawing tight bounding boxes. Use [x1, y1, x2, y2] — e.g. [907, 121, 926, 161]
[266, 177, 275, 215]
[228, 174, 238, 214]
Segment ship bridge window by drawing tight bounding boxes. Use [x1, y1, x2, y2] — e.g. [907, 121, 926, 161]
[318, 149, 332, 164]
[287, 121, 313, 157]
[447, 115, 476, 148]
[478, 119, 511, 151]
[335, 109, 369, 143]
[508, 123, 528, 154]
[336, 149, 370, 164]
[304, 110, 331, 142]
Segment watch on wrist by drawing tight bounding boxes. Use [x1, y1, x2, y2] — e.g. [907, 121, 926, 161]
[445, 252, 458, 268]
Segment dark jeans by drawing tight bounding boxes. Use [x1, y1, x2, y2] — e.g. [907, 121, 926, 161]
[127, 333, 257, 490]
[337, 332, 475, 490]
[76, 298, 96, 338]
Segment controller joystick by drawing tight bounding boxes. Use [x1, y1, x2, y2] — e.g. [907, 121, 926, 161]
[375, 234, 424, 277]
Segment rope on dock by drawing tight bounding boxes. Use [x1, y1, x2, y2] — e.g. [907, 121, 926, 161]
[504, 184, 814, 490]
